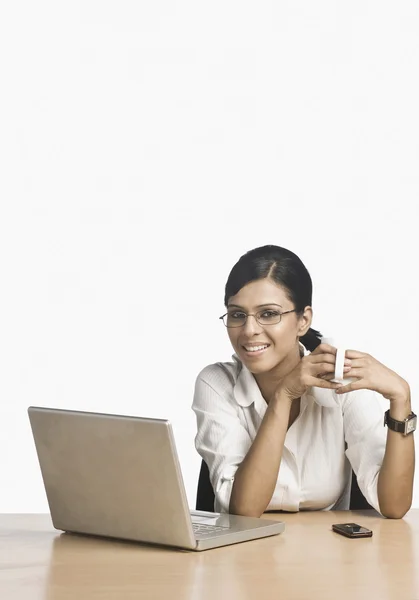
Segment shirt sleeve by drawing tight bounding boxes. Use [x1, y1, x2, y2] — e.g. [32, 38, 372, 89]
[341, 389, 387, 514]
[192, 367, 253, 513]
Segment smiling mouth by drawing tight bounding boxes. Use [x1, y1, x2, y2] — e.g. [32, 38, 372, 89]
[242, 344, 270, 353]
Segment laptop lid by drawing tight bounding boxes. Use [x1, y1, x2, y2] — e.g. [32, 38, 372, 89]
[28, 406, 197, 549]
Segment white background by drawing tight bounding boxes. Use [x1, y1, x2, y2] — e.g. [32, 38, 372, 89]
[0, 1, 418, 512]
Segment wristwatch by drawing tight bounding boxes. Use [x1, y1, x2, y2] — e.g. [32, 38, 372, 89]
[384, 409, 417, 435]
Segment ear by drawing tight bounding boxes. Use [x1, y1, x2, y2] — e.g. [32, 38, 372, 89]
[297, 306, 313, 337]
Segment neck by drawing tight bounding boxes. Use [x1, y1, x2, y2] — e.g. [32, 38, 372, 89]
[254, 343, 303, 403]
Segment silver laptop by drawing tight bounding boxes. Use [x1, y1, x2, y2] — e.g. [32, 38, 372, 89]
[28, 406, 285, 551]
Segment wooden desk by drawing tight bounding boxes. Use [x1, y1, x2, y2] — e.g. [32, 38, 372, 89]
[1, 510, 418, 600]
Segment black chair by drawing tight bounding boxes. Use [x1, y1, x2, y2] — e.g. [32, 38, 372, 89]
[196, 460, 216, 512]
[349, 470, 373, 510]
[196, 459, 373, 512]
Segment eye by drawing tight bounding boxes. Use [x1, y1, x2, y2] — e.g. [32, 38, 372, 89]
[228, 311, 246, 320]
[260, 310, 280, 319]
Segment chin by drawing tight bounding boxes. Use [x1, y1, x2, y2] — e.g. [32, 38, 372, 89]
[240, 357, 276, 375]
[246, 364, 268, 375]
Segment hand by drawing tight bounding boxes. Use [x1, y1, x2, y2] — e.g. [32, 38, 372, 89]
[278, 343, 352, 402]
[334, 349, 410, 404]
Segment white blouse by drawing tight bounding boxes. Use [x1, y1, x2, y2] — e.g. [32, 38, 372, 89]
[192, 345, 387, 515]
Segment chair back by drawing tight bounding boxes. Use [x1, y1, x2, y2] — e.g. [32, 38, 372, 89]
[196, 460, 215, 512]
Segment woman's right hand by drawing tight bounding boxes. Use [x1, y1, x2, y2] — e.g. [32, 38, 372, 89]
[278, 343, 352, 402]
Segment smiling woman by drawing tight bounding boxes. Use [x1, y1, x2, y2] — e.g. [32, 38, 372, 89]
[192, 245, 415, 520]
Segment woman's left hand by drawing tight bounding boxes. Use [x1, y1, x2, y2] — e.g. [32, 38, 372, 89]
[335, 350, 410, 404]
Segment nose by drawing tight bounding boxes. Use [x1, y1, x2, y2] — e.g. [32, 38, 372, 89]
[241, 314, 263, 336]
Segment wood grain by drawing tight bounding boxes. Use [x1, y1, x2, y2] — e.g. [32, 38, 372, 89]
[1, 510, 418, 600]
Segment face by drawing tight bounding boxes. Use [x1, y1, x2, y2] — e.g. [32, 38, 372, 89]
[226, 278, 312, 375]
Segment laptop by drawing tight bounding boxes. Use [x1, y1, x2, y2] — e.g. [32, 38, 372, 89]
[28, 406, 285, 551]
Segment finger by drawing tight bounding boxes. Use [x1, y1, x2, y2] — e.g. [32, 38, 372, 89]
[312, 343, 337, 356]
[309, 363, 340, 379]
[343, 367, 363, 379]
[313, 364, 351, 380]
[314, 380, 344, 390]
[308, 376, 343, 390]
[310, 354, 337, 365]
[335, 380, 365, 394]
[345, 358, 366, 369]
[343, 350, 367, 359]
[310, 354, 352, 367]
[321, 367, 352, 381]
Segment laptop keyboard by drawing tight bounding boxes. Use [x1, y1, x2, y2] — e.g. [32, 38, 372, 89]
[192, 523, 230, 536]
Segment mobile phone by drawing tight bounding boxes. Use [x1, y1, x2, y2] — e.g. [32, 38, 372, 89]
[332, 522, 373, 538]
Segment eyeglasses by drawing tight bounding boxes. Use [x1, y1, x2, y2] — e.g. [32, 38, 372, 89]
[219, 308, 297, 328]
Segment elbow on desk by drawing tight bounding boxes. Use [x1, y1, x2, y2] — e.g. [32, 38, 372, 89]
[230, 508, 264, 518]
[230, 505, 411, 520]
[379, 498, 412, 520]
[228, 488, 267, 518]
[380, 507, 410, 519]
[228, 501, 264, 519]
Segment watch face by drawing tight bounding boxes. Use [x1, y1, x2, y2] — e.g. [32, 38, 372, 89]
[406, 416, 417, 434]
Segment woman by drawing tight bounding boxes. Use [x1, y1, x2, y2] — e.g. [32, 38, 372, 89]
[192, 245, 415, 518]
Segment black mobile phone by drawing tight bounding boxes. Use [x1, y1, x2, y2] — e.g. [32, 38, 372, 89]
[332, 522, 373, 538]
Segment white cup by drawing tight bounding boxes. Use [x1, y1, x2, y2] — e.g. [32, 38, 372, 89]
[311, 337, 356, 408]
[321, 337, 355, 386]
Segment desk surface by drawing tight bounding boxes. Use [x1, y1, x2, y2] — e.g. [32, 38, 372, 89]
[1, 510, 418, 600]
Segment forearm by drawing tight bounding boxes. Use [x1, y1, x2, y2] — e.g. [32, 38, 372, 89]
[229, 391, 292, 517]
[377, 395, 415, 519]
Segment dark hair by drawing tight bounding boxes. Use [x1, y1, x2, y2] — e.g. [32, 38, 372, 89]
[224, 245, 322, 351]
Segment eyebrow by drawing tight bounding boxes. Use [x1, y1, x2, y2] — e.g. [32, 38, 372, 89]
[227, 303, 283, 309]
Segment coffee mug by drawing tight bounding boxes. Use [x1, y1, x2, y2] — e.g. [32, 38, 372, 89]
[310, 338, 355, 408]
[321, 337, 355, 386]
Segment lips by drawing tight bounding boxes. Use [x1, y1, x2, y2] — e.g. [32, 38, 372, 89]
[242, 343, 270, 353]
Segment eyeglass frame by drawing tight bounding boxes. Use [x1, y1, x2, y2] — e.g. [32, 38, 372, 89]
[219, 308, 297, 328]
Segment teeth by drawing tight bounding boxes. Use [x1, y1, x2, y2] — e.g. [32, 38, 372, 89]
[244, 345, 268, 352]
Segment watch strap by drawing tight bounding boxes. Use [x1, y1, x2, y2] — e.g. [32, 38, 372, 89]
[384, 409, 417, 435]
